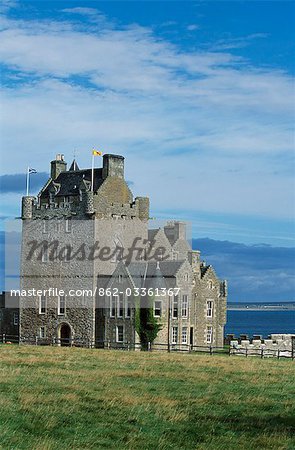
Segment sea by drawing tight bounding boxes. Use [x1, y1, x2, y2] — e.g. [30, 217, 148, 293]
[225, 310, 295, 338]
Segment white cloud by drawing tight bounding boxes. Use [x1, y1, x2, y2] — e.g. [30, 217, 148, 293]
[0, 9, 294, 222]
[186, 24, 199, 31]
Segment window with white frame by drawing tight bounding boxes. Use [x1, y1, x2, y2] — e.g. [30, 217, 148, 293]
[184, 273, 189, 282]
[116, 325, 124, 343]
[110, 295, 117, 317]
[43, 219, 49, 233]
[13, 312, 19, 326]
[39, 326, 46, 338]
[181, 295, 188, 317]
[172, 296, 178, 319]
[172, 326, 178, 344]
[118, 293, 124, 317]
[206, 326, 213, 344]
[39, 295, 46, 314]
[182, 327, 188, 344]
[206, 300, 213, 318]
[65, 218, 72, 233]
[58, 295, 65, 315]
[154, 300, 162, 317]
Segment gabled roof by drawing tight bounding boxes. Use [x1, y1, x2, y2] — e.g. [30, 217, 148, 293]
[128, 260, 185, 288]
[69, 159, 80, 171]
[200, 264, 217, 279]
[40, 168, 104, 198]
[148, 228, 160, 242]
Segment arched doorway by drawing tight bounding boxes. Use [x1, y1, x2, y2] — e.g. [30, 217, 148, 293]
[59, 323, 71, 346]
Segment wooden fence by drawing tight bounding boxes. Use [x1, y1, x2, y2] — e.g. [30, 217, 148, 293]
[1, 334, 294, 359]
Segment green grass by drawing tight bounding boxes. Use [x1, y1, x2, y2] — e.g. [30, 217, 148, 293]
[0, 346, 294, 450]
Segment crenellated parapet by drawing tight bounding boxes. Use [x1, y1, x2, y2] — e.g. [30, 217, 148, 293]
[21, 196, 35, 219]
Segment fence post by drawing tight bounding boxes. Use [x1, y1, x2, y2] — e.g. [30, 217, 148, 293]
[210, 346, 213, 355]
[245, 347, 248, 357]
[228, 346, 231, 356]
[277, 349, 280, 359]
[2, 333, 5, 344]
[148, 342, 151, 351]
[35, 336, 38, 345]
[261, 348, 264, 359]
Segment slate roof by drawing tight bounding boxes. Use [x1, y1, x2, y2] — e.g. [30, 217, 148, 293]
[128, 260, 185, 289]
[200, 265, 212, 278]
[40, 167, 104, 198]
[148, 229, 160, 242]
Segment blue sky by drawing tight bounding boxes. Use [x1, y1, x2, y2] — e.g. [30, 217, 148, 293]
[0, 0, 294, 301]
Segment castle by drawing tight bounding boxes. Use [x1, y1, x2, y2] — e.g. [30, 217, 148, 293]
[6, 153, 227, 348]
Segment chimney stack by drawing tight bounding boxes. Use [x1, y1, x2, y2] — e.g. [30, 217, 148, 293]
[50, 154, 67, 179]
[102, 154, 124, 179]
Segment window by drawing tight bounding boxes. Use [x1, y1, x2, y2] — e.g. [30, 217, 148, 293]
[58, 295, 65, 315]
[43, 219, 48, 233]
[206, 300, 213, 318]
[181, 295, 188, 318]
[41, 246, 48, 263]
[172, 326, 178, 344]
[56, 219, 63, 232]
[110, 295, 117, 317]
[184, 273, 189, 282]
[208, 280, 214, 289]
[39, 295, 46, 314]
[206, 326, 213, 344]
[13, 312, 19, 326]
[40, 326, 46, 338]
[63, 245, 71, 262]
[126, 298, 131, 318]
[118, 293, 124, 317]
[154, 300, 162, 317]
[182, 327, 188, 344]
[172, 251, 178, 261]
[116, 325, 124, 343]
[118, 274, 123, 283]
[65, 218, 72, 233]
[172, 296, 178, 319]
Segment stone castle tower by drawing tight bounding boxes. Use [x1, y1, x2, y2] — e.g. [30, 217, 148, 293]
[19, 154, 227, 348]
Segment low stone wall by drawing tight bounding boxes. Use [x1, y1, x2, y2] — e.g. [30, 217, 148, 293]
[230, 334, 294, 358]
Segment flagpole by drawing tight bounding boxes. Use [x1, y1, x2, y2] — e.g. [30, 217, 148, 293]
[26, 166, 30, 196]
[91, 152, 94, 192]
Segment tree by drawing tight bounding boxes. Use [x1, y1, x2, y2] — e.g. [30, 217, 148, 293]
[135, 295, 162, 350]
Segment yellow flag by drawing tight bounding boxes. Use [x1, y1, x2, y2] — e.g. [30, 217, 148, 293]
[92, 149, 103, 156]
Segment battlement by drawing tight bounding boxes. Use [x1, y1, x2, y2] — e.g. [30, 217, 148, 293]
[21, 154, 149, 222]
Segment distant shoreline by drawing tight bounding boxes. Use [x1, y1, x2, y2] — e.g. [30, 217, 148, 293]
[228, 304, 295, 311]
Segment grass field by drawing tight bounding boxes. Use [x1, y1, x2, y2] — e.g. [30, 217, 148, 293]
[0, 346, 294, 450]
